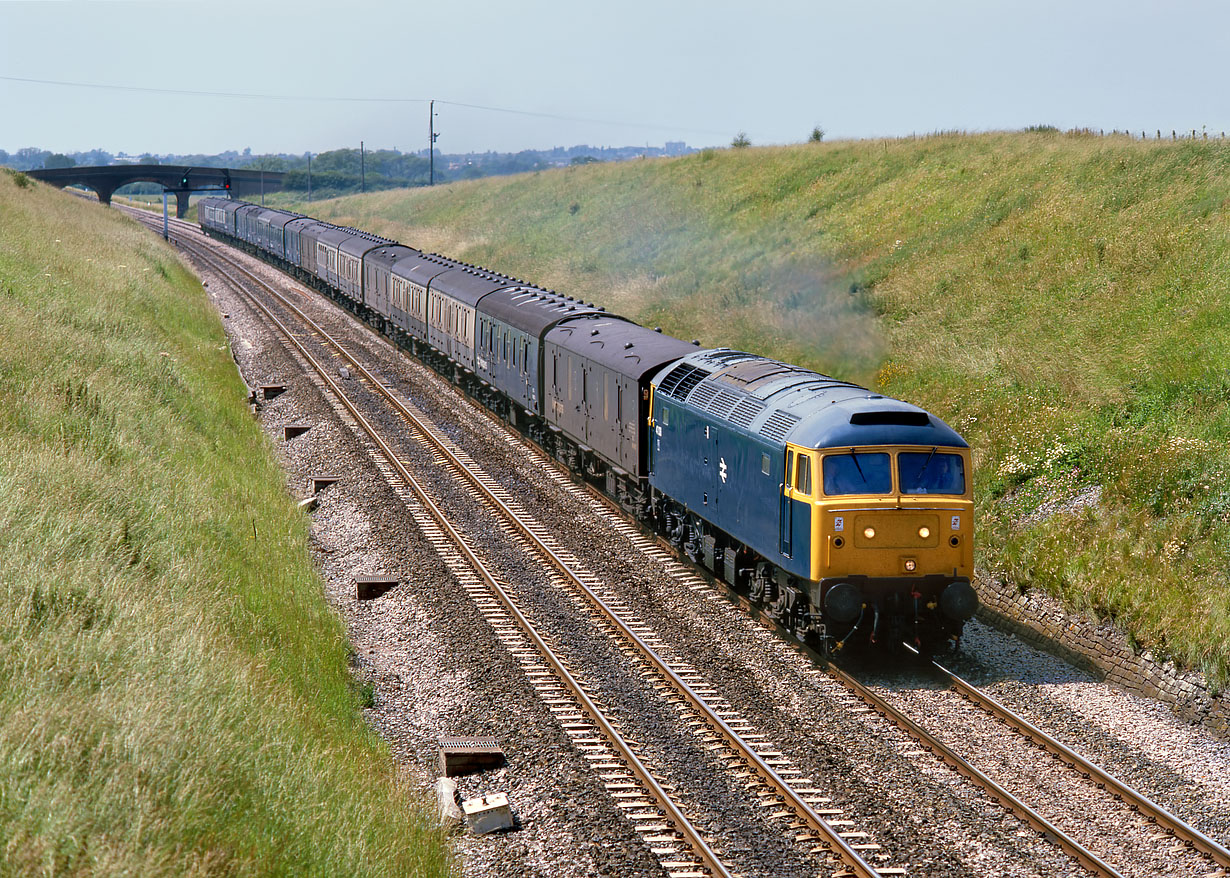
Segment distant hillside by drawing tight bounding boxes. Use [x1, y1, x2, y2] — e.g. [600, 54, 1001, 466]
[280, 131, 1230, 688]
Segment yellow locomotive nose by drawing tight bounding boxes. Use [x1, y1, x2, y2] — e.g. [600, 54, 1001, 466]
[854, 514, 939, 548]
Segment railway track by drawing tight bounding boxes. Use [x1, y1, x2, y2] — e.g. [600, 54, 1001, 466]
[124, 206, 1230, 877]
[137, 211, 895, 878]
[840, 647, 1230, 877]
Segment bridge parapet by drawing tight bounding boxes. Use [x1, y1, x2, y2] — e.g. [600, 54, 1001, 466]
[27, 165, 285, 217]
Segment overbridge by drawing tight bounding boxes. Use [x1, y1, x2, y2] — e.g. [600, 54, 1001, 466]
[27, 164, 286, 217]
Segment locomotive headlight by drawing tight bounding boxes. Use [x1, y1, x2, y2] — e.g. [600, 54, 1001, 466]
[863, 527, 876, 540]
[918, 526, 931, 539]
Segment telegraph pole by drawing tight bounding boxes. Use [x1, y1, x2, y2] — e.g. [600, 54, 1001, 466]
[429, 100, 439, 185]
[306, 152, 312, 202]
[360, 141, 365, 192]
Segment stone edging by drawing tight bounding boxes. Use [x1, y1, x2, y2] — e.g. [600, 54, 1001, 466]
[974, 574, 1229, 739]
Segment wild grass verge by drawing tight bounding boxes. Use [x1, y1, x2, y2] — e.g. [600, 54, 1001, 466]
[0, 169, 455, 876]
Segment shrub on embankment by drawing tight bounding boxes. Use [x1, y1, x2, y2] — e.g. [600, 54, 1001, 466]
[0, 169, 455, 876]
[282, 131, 1230, 690]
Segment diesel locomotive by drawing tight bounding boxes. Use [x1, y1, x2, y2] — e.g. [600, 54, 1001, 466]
[198, 196, 978, 652]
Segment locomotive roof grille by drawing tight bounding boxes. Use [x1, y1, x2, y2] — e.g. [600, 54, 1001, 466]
[849, 411, 931, 426]
[729, 397, 766, 429]
[658, 363, 712, 400]
[759, 410, 801, 442]
[688, 383, 741, 419]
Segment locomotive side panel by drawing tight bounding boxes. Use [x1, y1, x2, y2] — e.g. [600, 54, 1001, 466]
[649, 396, 805, 580]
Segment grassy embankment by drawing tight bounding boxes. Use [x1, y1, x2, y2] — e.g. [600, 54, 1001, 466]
[281, 132, 1230, 689]
[0, 170, 455, 875]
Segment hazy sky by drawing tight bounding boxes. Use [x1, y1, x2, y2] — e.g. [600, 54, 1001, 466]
[3, 0, 1228, 157]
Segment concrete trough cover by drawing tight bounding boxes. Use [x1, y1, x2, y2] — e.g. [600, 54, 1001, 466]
[460, 792, 513, 835]
[260, 384, 286, 400]
[356, 575, 397, 601]
[308, 475, 339, 494]
[283, 424, 311, 441]
[438, 736, 505, 776]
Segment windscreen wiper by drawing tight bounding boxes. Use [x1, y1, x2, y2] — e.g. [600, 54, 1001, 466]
[912, 447, 938, 487]
[851, 450, 867, 484]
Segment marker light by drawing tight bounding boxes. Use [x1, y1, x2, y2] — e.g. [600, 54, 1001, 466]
[863, 527, 876, 539]
[904, 559, 917, 572]
[918, 526, 931, 539]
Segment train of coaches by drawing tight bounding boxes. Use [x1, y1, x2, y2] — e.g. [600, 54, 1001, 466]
[198, 196, 978, 652]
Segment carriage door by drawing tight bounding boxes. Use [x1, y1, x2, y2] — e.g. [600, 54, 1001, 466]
[779, 449, 794, 557]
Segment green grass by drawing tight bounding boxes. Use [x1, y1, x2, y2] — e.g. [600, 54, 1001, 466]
[0, 169, 455, 876]
[276, 132, 1230, 689]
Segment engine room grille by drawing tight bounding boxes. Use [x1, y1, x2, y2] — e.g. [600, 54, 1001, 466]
[728, 397, 766, 429]
[759, 410, 801, 442]
[658, 363, 711, 400]
[687, 383, 741, 420]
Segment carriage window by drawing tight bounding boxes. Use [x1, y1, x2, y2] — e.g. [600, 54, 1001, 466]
[823, 452, 892, 496]
[899, 451, 966, 495]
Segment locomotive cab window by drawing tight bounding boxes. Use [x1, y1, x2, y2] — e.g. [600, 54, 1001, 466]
[795, 454, 813, 496]
[899, 450, 966, 495]
[823, 452, 892, 496]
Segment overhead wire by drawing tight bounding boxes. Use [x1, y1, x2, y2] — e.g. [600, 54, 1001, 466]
[0, 74, 728, 136]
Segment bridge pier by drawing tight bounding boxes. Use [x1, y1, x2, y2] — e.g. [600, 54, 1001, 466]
[172, 190, 192, 218]
[95, 185, 115, 206]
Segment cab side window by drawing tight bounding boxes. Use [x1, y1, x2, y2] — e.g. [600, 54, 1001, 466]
[795, 454, 812, 496]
